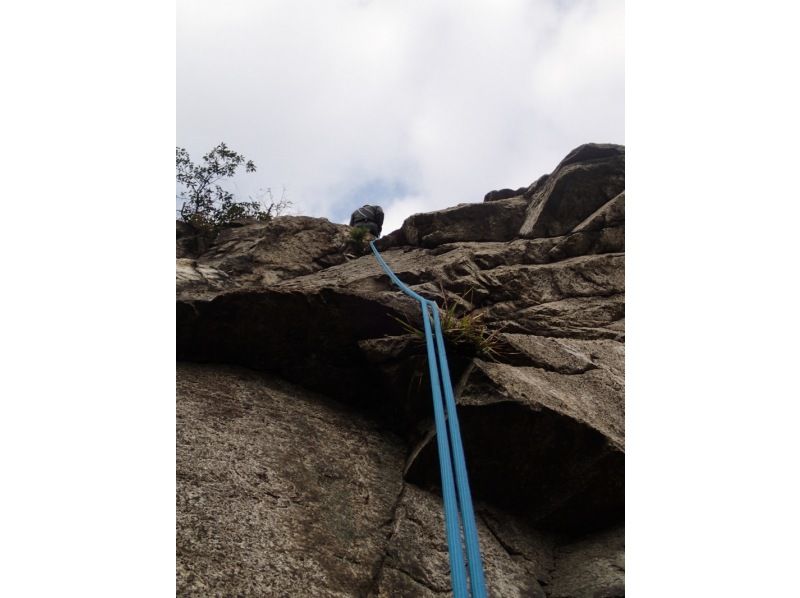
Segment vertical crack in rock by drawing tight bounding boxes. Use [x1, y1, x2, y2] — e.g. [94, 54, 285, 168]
[479, 511, 525, 558]
[365, 482, 407, 597]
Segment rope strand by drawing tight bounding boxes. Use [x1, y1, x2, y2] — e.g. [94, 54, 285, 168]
[370, 241, 486, 598]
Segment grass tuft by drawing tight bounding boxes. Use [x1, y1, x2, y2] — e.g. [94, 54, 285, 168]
[391, 285, 505, 360]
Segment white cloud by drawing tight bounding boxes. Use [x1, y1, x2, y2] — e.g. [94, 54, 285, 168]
[178, 0, 624, 234]
[380, 194, 430, 237]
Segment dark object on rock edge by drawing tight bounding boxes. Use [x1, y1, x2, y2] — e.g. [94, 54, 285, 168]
[176, 220, 211, 258]
[484, 187, 528, 202]
[349, 204, 385, 237]
[519, 143, 624, 238]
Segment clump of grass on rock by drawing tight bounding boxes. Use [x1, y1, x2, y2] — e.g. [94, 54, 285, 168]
[392, 286, 504, 361]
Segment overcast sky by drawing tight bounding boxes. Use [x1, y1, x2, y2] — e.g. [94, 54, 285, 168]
[177, 0, 623, 235]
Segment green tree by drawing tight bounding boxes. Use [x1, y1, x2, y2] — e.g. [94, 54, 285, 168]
[176, 142, 290, 231]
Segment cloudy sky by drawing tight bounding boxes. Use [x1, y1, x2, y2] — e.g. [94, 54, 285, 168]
[177, 0, 623, 235]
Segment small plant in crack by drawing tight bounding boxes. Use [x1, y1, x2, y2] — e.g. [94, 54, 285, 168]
[391, 285, 506, 361]
[349, 225, 369, 244]
[346, 225, 372, 256]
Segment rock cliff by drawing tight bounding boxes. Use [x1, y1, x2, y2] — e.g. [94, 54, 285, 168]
[177, 143, 625, 597]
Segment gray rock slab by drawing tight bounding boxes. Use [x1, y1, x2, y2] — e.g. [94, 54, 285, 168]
[177, 363, 407, 597]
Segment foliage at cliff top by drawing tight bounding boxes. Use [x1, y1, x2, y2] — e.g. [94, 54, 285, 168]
[176, 142, 290, 232]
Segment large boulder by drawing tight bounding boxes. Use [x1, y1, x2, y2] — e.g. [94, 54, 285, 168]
[484, 187, 528, 202]
[201, 216, 352, 282]
[405, 351, 624, 534]
[176, 216, 353, 296]
[396, 197, 529, 248]
[519, 143, 625, 239]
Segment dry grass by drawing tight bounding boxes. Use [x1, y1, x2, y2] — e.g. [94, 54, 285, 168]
[391, 286, 505, 361]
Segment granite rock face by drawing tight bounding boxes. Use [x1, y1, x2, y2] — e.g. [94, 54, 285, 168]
[520, 144, 625, 239]
[176, 143, 625, 596]
[178, 363, 568, 597]
[393, 197, 530, 248]
[483, 187, 527, 202]
[177, 216, 353, 299]
[177, 363, 406, 597]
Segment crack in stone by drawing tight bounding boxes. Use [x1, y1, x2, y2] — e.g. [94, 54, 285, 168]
[365, 482, 407, 597]
[492, 349, 600, 375]
[479, 512, 525, 558]
[542, 549, 559, 597]
[383, 564, 451, 595]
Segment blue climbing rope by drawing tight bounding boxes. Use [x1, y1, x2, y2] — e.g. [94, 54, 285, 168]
[370, 241, 487, 598]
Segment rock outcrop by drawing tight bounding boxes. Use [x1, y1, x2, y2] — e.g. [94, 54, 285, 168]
[176, 216, 355, 299]
[177, 142, 625, 597]
[519, 144, 624, 239]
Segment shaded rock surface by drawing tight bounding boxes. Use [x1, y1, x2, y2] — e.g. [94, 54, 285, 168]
[549, 527, 625, 598]
[178, 363, 571, 597]
[520, 144, 624, 239]
[177, 220, 213, 259]
[483, 187, 527, 202]
[176, 143, 625, 596]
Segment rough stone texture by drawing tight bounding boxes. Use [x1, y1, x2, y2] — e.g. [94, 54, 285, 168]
[176, 258, 237, 300]
[176, 215, 354, 297]
[573, 191, 624, 234]
[177, 285, 417, 409]
[519, 144, 625, 239]
[177, 142, 626, 596]
[396, 197, 529, 248]
[549, 527, 625, 598]
[371, 485, 552, 597]
[200, 215, 352, 286]
[178, 363, 570, 597]
[484, 187, 527, 202]
[524, 174, 550, 198]
[177, 363, 407, 597]
[177, 220, 211, 259]
[406, 356, 623, 534]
